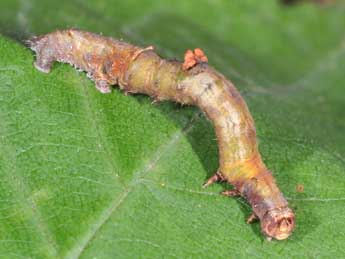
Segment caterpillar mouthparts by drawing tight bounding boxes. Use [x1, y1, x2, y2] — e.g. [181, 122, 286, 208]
[27, 29, 295, 240]
[261, 207, 295, 240]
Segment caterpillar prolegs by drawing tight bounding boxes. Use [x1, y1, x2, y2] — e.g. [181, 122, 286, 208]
[27, 29, 295, 240]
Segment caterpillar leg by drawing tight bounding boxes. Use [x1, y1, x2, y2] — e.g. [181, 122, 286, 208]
[89, 71, 112, 94]
[95, 79, 112, 94]
[221, 189, 241, 197]
[33, 53, 54, 73]
[27, 37, 54, 73]
[202, 170, 224, 188]
[246, 213, 258, 224]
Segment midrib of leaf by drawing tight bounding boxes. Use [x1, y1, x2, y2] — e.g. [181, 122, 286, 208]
[64, 111, 202, 259]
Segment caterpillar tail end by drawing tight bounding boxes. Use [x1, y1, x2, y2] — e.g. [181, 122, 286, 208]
[24, 35, 44, 50]
[261, 207, 295, 240]
[26, 36, 54, 74]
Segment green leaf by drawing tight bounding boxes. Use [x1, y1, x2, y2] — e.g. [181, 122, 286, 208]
[1, 1, 345, 258]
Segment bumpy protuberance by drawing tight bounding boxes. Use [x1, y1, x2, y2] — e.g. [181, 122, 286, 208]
[27, 29, 295, 240]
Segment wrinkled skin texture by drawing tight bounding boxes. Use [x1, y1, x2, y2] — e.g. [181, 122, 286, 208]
[27, 29, 295, 240]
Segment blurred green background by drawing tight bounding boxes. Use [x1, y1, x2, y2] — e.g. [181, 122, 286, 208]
[0, 0, 345, 258]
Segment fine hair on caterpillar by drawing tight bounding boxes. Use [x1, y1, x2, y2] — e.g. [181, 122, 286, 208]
[26, 29, 295, 240]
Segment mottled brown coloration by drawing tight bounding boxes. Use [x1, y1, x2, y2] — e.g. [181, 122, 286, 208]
[27, 29, 295, 240]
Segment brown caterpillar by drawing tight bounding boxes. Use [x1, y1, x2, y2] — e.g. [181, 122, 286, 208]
[27, 29, 295, 240]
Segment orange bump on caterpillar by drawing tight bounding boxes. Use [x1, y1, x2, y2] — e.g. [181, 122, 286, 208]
[183, 48, 208, 70]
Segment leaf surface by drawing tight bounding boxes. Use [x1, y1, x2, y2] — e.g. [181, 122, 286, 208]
[0, 1, 345, 258]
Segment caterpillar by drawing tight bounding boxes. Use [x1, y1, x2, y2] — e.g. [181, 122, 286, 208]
[27, 29, 295, 240]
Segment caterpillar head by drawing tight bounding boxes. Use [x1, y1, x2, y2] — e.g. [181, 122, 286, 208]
[261, 207, 295, 240]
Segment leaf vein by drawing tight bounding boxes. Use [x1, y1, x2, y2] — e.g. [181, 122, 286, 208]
[64, 111, 201, 259]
